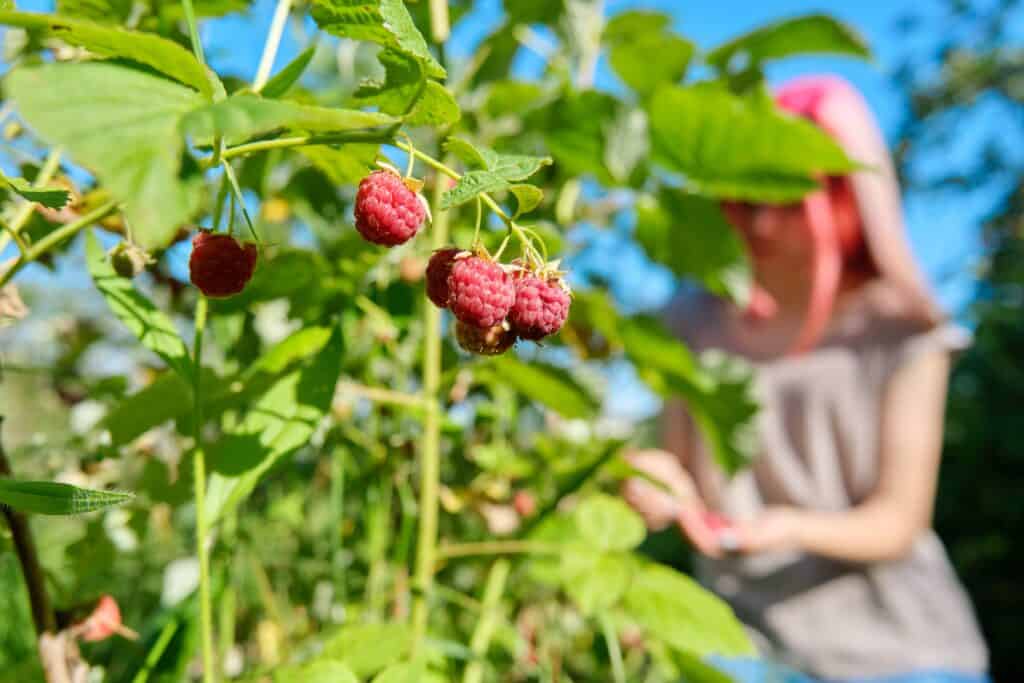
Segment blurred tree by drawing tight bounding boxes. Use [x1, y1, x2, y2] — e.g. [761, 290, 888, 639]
[896, 1, 1024, 680]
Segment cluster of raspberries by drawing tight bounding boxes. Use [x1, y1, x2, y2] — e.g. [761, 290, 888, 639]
[425, 249, 571, 356]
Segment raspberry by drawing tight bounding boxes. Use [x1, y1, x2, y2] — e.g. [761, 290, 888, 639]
[513, 490, 536, 517]
[455, 320, 516, 356]
[508, 274, 570, 341]
[447, 256, 515, 328]
[425, 247, 460, 308]
[189, 230, 258, 298]
[354, 170, 426, 246]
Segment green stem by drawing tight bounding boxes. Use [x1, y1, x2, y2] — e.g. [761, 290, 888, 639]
[462, 560, 510, 683]
[191, 295, 216, 683]
[0, 200, 119, 288]
[429, 0, 450, 43]
[253, 0, 293, 91]
[437, 540, 562, 561]
[601, 614, 626, 683]
[410, 164, 449, 653]
[180, 0, 206, 65]
[131, 619, 179, 683]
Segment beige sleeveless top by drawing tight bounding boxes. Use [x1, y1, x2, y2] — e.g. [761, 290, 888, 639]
[666, 287, 988, 679]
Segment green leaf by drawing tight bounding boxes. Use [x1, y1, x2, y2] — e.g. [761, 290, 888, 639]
[371, 660, 424, 683]
[86, 231, 193, 379]
[102, 371, 194, 447]
[574, 493, 646, 551]
[604, 11, 694, 98]
[439, 170, 507, 209]
[183, 94, 396, 146]
[537, 90, 619, 183]
[485, 357, 598, 419]
[648, 83, 857, 202]
[298, 144, 380, 185]
[604, 107, 649, 184]
[0, 171, 69, 209]
[635, 190, 751, 305]
[620, 315, 709, 392]
[707, 14, 870, 71]
[310, 0, 445, 79]
[205, 327, 343, 523]
[9, 63, 205, 250]
[441, 137, 551, 208]
[0, 479, 133, 515]
[509, 184, 543, 218]
[354, 49, 459, 126]
[561, 549, 633, 615]
[320, 622, 412, 678]
[623, 562, 755, 657]
[261, 45, 316, 98]
[275, 660, 359, 683]
[0, 10, 216, 98]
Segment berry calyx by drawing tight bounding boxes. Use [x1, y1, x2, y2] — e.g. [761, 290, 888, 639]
[508, 272, 571, 341]
[188, 230, 258, 298]
[447, 255, 515, 329]
[454, 320, 516, 356]
[425, 247, 461, 308]
[354, 170, 426, 247]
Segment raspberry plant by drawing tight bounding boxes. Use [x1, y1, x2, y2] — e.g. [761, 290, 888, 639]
[0, 1, 871, 681]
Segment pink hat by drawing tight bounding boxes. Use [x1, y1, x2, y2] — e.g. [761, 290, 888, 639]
[772, 75, 943, 352]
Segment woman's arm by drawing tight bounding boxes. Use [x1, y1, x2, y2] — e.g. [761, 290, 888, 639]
[738, 349, 951, 562]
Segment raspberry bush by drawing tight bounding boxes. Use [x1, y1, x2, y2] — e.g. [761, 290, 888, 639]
[0, 1, 868, 681]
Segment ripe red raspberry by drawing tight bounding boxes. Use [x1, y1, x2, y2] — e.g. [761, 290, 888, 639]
[354, 170, 425, 246]
[425, 247, 460, 308]
[454, 320, 516, 356]
[513, 490, 536, 517]
[189, 230, 258, 298]
[447, 256, 515, 328]
[508, 274, 570, 340]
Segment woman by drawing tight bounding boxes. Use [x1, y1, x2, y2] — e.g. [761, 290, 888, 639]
[622, 76, 989, 683]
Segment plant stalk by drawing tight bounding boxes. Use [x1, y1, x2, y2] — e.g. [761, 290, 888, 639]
[437, 540, 562, 561]
[0, 148, 62, 255]
[191, 295, 216, 683]
[462, 560, 510, 683]
[0, 418, 56, 636]
[253, 0, 293, 91]
[601, 613, 626, 683]
[410, 165, 449, 652]
[180, 0, 206, 65]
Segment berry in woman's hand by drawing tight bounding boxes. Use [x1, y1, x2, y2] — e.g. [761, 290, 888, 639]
[188, 230, 258, 298]
[354, 170, 426, 246]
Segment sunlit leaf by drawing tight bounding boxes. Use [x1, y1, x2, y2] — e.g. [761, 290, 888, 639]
[574, 493, 646, 551]
[623, 562, 755, 657]
[261, 45, 316, 98]
[509, 184, 543, 218]
[9, 63, 205, 250]
[485, 356, 599, 419]
[205, 327, 343, 523]
[183, 94, 396, 145]
[310, 0, 445, 78]
[86, 231, 193, 379]
[0, 479, 133, 515]
[0, 170, 69, 209]
[707, 14, 870, 71]
[604, 10, 694, 98]
[354, 49, 459, 126]
[635, 190, 751, 305]
[320, 622, 412, 678]
[648, 83, 857, 202]
[0, 10, 216, 98]
[371, 660, 425, 683]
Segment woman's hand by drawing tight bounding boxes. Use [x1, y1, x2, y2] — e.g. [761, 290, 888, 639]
[621, 450, 723, 557]
[733, 506, 802, 554]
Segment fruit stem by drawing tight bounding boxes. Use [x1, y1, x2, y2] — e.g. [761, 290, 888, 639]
[191, 294, 217, 683]
[462, 560, 510, 683]
[180, 0, 206, 65]
[410, 162, 449, 654]
[253, 0, 293, 92]
[0, 200, 119, 288]
[393, 141, 543, 264]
